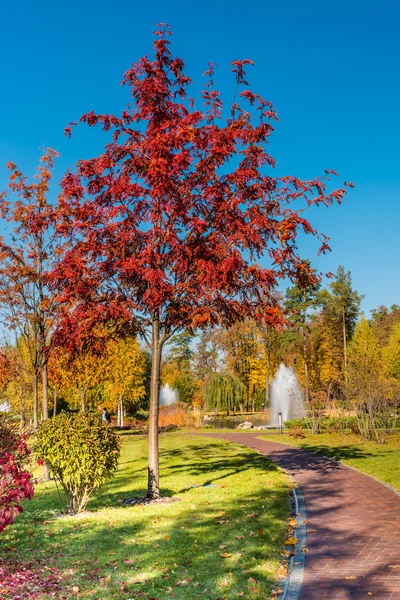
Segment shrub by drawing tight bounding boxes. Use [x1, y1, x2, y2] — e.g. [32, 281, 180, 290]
[288, 425, 306, 439]
[158, 402, 200, 429]
[36, 412, 120, 514]
[0, 414, 34, 533]
[285, 419, 306, 430]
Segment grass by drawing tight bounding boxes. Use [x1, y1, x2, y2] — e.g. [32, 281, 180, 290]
[2, 433, 292, 600]
[258, 431, 400, 492]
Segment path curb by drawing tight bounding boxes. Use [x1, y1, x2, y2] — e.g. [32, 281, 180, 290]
[281, 485, 307, 600]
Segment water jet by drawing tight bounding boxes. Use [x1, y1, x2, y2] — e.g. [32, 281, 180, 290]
[269, 363, 304, 425]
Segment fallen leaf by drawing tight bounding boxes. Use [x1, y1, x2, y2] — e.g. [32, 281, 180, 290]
[164, 535, 171, 542]
[220, 553, 232, 558]
[271, 588, 284, 596]
[284, 537, 298, 545]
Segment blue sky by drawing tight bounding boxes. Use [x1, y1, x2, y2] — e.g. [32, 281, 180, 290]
[0, 0, 399, 315]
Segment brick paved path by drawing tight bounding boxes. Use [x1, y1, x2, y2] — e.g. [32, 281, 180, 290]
[206, 433, 400, 599]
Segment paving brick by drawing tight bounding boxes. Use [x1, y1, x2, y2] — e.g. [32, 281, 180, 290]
[206, 433, 400, 600]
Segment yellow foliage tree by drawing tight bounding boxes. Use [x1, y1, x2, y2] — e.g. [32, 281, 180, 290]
[2, 342, 34, 427]
[103, 337, 146, 426]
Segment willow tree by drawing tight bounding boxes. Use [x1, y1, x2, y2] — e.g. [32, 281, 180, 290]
[204, 372, 245, 414]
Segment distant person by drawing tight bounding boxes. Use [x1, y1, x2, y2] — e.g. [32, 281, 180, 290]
[102, 408, 111, 424]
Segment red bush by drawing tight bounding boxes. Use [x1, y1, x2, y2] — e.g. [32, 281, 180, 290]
[0, 416, 34, 533]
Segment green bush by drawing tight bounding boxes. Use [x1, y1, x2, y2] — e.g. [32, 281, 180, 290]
[284, 419, 307, 430]
[36, 412, 120, 514]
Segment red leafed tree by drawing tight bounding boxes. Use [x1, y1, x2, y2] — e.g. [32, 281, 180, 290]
[0, 415, 34, 533]
[51, 25, 350, 498]
[0, 149, 62, 433]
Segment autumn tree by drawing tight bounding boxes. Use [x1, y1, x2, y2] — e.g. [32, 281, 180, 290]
[282, 282, 321, 403]
[204, 372, 245, 414]
[66, 350, 106, 413]
[103, 337, 146, 425]
[321, 266, 362, 373]
[0, 149, 62, 433]
[347, 317, 398, 442]
[51, 25, 350, 498]
[47, 349, 72, 417]
[384, 322, 400, 381]
[370, 304, 400, 346]
[308, 303, 344, 403]
[193, 328, 220, 381]
[256, 317, 281, 409]
[1, 341, 34, 428]
[162, 331, 198, 404]
[219, 320, 271, 411]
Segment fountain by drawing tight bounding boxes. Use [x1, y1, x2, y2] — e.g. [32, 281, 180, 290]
[159, 383, 178, 406]
[269, 363, 304, 425]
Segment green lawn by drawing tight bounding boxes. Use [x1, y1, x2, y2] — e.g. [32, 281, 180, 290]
[2, 433, 292, 600]
[258, 431, 400, 492]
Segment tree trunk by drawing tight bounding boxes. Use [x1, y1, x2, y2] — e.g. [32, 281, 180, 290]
[41, 362, 50, 481]
[265, 347, 270, 408]
[18, 393, 26, 432]
[118, 397, 124, 427]
[53, 389, 57, 417]
[33, 371, 39, 428]
[42, 361, 49, 421]
[326, 380, 332, 405]
[80, 389, 87, 413]
[147, 316, 162, 499]
[342, 309, 347, 377]
[303, 343, 309, 404]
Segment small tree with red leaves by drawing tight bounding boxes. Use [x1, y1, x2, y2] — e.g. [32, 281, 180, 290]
[0, 415, 34, 533]
[0, 149, 63, 433]
[51, 25, 351, 498]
